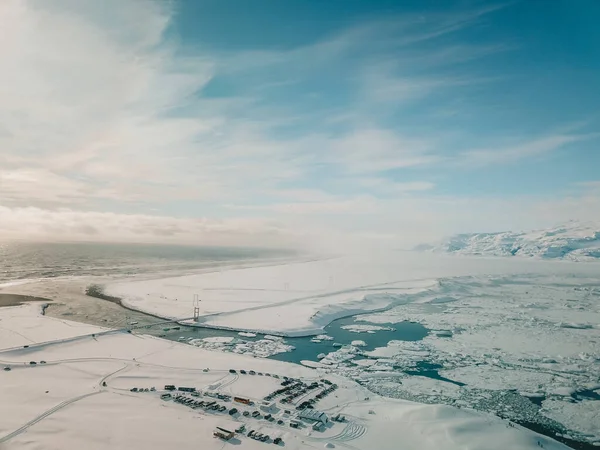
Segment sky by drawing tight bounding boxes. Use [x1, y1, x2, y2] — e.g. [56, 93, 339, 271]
[0, 0, 599, 250]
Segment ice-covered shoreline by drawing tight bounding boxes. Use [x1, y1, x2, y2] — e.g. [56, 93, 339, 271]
[104, 252, 600, 336]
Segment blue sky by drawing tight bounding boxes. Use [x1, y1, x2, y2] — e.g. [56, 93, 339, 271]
[0, 0, 599, 248]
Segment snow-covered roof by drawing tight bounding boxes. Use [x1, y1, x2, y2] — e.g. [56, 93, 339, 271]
[299, 409, 328, 422]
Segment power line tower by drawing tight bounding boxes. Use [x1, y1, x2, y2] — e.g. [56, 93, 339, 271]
[193, 294, 200, 320]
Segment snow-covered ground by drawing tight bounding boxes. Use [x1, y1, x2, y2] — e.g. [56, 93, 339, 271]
[423, 221, 600, 261]
[104, 252, 600, 335]
[0, 303, 573, 450]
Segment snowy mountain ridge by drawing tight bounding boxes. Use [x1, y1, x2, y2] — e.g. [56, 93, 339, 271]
[422, 221, 600, 261]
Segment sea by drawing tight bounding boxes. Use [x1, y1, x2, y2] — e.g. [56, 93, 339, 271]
[0, 241, 293, 285]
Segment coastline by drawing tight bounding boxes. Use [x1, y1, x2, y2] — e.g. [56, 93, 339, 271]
[0, 293, 51, 308]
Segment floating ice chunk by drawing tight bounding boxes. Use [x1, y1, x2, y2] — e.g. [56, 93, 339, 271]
[341, 324, 394, 333]
[351, 340, 367, 347]
[353, 359, 377, 367]
[314, 334, 334, 341]
[264, 335, 283, 341]
[202, 336, 234, 344]
[319, 346, 361, 366]
[189, 336, 293, 357]
[238, 332, 257, 337]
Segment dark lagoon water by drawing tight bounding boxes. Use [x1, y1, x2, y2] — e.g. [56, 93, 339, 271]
[270, 316, 428, 363]
[152, 314, 459, 384]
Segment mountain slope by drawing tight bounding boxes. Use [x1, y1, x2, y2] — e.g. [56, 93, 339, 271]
[425, 222, 600, 261]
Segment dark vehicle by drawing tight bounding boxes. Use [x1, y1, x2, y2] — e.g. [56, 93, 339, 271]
[240, 370, 247, 374]
[257, 372, 263, 376]
[277, 420, 284, 425]
[273, 374, 279, 378]
[4, 367, 11, 371]
[164, 385, 176, 391]
[29, 361, 37, 365]
[40, 360, 46, 364]
[290, 422, 299, 428]
[229, 408, 238, 415]
[243, 411, 250, 416]
[252, 411, 260, 418]
[274, 437, 282, 445]
[229, 369, 237, 374]
[249, 370, 256, 375]
[248, 431, 255, 437]
[130, 387, 138, 392]
[265, 373, 271, 377]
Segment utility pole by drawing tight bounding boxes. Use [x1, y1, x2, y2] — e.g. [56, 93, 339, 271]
[193, 294, 200, 320]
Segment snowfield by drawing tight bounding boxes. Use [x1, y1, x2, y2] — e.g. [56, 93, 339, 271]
[104, 252, 599, 335]
[0, 303, 573, 450]
[423, 221, 600, 261]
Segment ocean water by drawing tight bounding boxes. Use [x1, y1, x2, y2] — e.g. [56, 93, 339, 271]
[0, 241, 292, 284]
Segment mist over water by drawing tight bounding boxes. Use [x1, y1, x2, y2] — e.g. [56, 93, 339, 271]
[0, 241, 294, 284]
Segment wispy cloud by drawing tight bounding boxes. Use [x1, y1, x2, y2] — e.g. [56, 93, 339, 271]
[459, 133, 596, 166]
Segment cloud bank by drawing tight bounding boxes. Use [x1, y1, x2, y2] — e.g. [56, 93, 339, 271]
[1, 0, 598, 249]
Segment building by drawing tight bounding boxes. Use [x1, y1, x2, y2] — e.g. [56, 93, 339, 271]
[213, 427, 234, 440]
[312, 422, 324, 431]
[298, 409, 329, 425]
[260, 401, 275, 413]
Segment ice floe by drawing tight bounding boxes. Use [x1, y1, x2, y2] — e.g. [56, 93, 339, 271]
[189, 336, 294, 358]
[341, 324, 394, 333]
